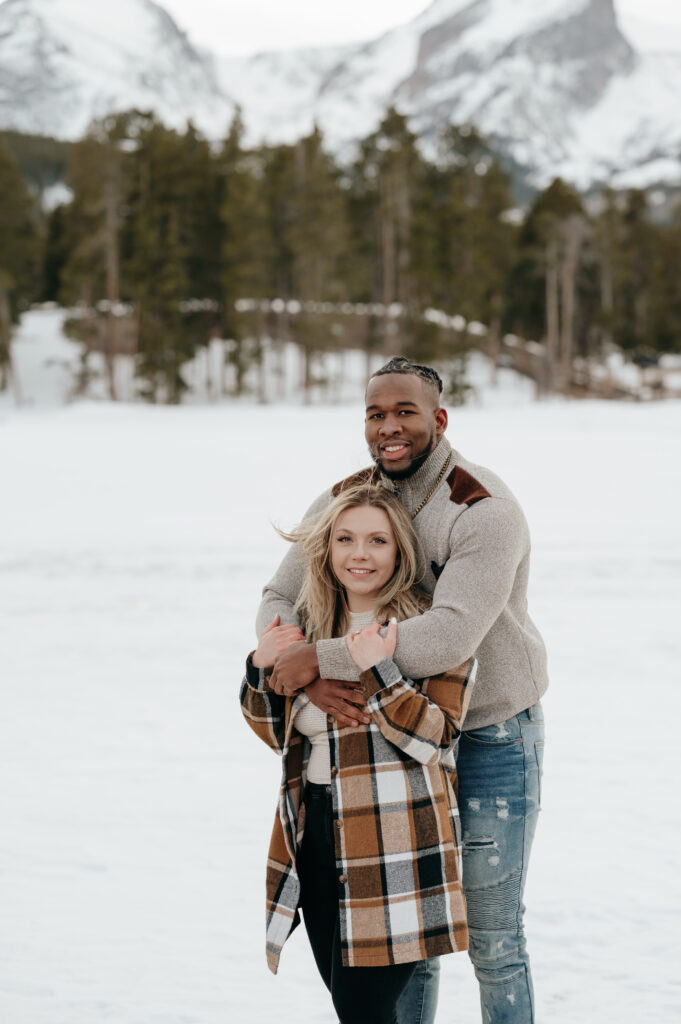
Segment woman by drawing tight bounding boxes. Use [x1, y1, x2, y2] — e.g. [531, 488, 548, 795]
[240, 484, 476, 1024]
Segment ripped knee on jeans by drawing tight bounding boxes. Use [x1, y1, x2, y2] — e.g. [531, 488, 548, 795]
[464, 837, 497, 850]
[463, 836, 501, 867]
[464, 867, 523, 933]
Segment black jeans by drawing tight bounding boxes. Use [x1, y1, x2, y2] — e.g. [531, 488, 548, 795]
[298, 782, 416, 1024]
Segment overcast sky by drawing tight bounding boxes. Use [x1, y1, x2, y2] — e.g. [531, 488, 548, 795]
[154, 0, 681, 56]
[0, 1, 677, 55]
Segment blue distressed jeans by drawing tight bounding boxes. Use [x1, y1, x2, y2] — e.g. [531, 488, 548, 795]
[397, 702, 544, 1024]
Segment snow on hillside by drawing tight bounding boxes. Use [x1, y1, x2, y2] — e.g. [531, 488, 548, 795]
[0, 0, 232, 138]
[1, 306, 680, 1022]
[2, 0, 681, 187]
[220, 43, 356, 147]
[564, 52, 681, 188]
[218, 0, 681, 188]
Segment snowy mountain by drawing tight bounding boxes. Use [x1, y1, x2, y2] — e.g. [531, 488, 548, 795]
[1, 0, 680, 189]
[221, 0, 681, 189]
[0, 0, 234, 139]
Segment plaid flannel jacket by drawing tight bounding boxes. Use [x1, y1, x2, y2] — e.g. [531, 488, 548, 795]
[239, 649, 477, 973]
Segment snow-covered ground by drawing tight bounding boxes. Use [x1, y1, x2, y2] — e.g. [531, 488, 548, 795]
[1, 314, 680, 1023]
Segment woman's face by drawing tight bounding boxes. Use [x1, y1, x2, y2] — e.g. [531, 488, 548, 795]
[330, 505, 399, 612]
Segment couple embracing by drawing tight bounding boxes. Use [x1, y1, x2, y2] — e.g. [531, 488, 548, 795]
[240, 357, 548, 1024]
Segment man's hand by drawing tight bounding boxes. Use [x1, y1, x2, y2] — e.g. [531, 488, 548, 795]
[252, 615, 304, 669]
[271, 640, 320, 695]
[306, 677, 372, 728]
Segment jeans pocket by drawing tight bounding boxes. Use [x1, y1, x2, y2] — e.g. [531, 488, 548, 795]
[528, 699, 544, 722]
[534, 739, 544, 807]
[464, 720, 522, 747]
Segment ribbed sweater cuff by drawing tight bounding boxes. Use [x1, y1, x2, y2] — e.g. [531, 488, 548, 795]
[317, 637, 361, 682]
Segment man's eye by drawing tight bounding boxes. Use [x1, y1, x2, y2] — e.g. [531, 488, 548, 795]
[368, 413, 383, 420]
[398, 410, 413, 415]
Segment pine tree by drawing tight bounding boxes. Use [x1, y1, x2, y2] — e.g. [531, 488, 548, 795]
[510, 178, 586, 393]
[0, 141, 39, 397]
[59, 113, 136, 398]
[285, 127, 350, 395]
[614, 190, 657, 357]
[218, 111, 274, 396]
[349, 109, 427, 361]
[124, 116, 193, 402]
[653, 202, 681, 355]
[592, 188, 622, 355]
[433, 124, 517, 372]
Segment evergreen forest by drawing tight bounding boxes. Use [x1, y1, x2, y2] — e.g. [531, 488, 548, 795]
[1, 108, 680, 403]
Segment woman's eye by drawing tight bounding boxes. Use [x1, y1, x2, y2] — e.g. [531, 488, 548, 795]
[371, 537, 387, 544]
[336, 535, 351, 543]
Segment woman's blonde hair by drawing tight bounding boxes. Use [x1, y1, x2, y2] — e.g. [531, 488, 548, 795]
[280, 484, 430, 642]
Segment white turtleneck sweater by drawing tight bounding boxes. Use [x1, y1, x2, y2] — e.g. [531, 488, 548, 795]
[294, 609, 376, 784]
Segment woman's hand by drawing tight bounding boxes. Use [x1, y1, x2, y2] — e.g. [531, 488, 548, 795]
[346, 620, 397, 672]
[252, 615, 305, 669]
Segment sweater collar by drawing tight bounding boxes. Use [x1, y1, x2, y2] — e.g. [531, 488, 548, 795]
[380, 436, 454, 514]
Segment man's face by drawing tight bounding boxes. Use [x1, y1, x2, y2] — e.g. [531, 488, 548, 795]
[364, 374, 448, 480]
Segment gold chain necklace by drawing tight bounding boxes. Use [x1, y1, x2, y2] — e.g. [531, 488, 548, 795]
[411, 453, 452, 520]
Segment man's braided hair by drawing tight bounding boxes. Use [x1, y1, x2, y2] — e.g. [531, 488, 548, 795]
[369, 356, 443, 403]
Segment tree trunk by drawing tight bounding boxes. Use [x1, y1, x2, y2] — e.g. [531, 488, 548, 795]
[487, 293, 503, 387]
[380, 176, 396, 352]
[544, 239, 560, 395]
[634, 290, 649, 350]
[0, 278, 11, 392]
[559, 216, 585, 395]
[0, 279, 21, 404]
[600, 254, 614, 351]
[104, 171, 120, 401]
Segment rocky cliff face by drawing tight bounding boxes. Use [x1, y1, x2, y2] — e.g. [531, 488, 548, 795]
[221, 0, 680, 188]
[395, 0, 637, 166]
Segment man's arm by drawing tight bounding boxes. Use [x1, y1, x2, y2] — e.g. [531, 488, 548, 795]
[315, 496, 529, 682]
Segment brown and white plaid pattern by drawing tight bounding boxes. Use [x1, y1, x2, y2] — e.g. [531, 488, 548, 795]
[239, 651, 476, 973]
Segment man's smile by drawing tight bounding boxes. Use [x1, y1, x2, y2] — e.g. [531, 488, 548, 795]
[380, 442, 410, 460]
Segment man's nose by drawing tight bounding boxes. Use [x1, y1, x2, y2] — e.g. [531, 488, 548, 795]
[378, 415, 402, 435]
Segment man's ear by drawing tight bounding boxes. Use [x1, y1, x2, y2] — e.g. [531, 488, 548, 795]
[435, 407, 448, 437]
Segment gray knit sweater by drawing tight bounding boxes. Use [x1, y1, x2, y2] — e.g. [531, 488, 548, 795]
[256, 437, 548, 730]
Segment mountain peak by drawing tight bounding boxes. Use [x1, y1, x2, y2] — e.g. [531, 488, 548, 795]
[0, 0, 233, 139]
[1, 0, 680, 190]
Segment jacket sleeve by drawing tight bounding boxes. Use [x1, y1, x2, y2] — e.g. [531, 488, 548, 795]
[317, 496, 528, 681]
[358, 655, 477, 767]
[239, 654, 287, 754]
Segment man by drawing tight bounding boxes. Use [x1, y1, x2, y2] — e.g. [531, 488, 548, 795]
[257, 357, 548, 1024]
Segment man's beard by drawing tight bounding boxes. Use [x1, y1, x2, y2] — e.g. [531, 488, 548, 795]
[372, 434, 435, 480]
